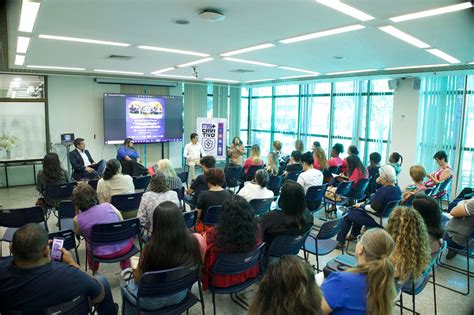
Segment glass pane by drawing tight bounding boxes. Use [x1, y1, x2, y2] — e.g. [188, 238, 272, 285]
[273, 133, 297, 156]
[459, 75, 474, 189]
[371, 79, 391, 93]
[252, 86, 272, 97]
[207, 96, 213, 118]
[314, 82, 332, 94]
[0, 74, 45, 99]
[369, 94, 393, 140]
[274, 97, 298, 131]
[275, 84, 299, 96]
[332, 95, 355, 138]
[241, 88, 249, 97]
[334, 81, 355, 94]
[250, 98, 272, 130]
[240, 98, 249, 130]
[207, 84, 213, 95]
[367, 142, 389, 164]
[307, 96, 330, 135]
[250, 132, 271, 156]
[240, 131, 248, 146]
[306, 136, 329, 154]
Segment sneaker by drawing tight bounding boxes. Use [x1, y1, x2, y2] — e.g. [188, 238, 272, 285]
[445, 249, 458, 260]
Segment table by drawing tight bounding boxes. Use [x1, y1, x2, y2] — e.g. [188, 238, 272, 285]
[0, 158, 43, 187]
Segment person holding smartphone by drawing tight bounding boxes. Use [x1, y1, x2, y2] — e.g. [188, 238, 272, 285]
[0, 224, 117, 314]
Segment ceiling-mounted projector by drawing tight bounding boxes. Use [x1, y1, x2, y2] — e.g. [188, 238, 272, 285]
[199, 9, 225, 21]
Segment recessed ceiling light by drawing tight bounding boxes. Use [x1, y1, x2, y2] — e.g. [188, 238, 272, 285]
[94, 69, 144, 75]
[204, 78, 239, 83]
[18, 1, 41, 32]
[223, 57, 277, 67]
[199, 10, 225, 22]
[469, 61, 474, 65]
[153, 74, 198, 80]
[150, 67, 176, 74]
[384, 64, 449, 71]
[244, 78, 275, 83]
[27, 65, 86, 71]
[138, 45, 209, 57]
[278, 66, 319, 75]
[316, 0, 374, 21]
[16, 36, 30, 54]
[326, 69, 377, 75]
[220, 43, 275, 57]
[39, 34, 130, 47]
[15, 55, 25, 66]
[279, 74, 317, 80]
[425, 49, 461, 64]
[177, 58, 214, 68]
[379, 26, 430, 49]
[13, 78, 22, 81]
[390, 2, 473, 22]
[279, 24, 364, 44]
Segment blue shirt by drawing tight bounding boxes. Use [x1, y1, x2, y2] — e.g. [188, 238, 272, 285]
[117, 146, 139, 160]
[321, 271, 367, 315]
[0, 257, 101, 313]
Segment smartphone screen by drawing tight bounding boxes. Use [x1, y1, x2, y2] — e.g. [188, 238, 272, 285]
[50, 238, 64, 261]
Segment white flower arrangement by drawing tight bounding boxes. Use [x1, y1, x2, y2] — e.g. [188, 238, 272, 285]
[0, 132, 20, 151]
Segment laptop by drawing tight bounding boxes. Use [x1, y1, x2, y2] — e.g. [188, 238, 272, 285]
[60, 133, 75, 144]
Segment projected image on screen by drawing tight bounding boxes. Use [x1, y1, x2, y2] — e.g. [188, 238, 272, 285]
[104, 93, 183, 144]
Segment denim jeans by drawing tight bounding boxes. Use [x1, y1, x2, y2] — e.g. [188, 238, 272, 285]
[336, 207, 380, 243]
[95, 275, 117, 315]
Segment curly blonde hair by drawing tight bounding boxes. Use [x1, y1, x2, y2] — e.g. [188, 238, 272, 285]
[386, 206, 431, 281]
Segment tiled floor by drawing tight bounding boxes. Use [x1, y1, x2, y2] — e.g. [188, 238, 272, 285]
[1, 185, 473, 314]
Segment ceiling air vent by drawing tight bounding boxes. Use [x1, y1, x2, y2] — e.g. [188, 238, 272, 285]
[230, 69, 254, 73]
[107, 55, 133, 61]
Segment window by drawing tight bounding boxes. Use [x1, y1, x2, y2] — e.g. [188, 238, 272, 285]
[459, 75, 474, 190]
[207, 84, 213, 118]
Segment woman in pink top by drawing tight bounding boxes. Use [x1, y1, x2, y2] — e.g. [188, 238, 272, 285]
[340, 145, 359, 175]
[345, 155, 369, 186]
[243, 144, 264, 174]
[425, 151, 453, 187]
[312, 143, 328, 171]
[327, 143, 344, 168]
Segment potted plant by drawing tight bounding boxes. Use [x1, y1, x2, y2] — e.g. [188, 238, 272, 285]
[0, 132, 20, 159]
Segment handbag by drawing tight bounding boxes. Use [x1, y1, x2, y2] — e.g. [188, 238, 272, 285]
[324, 186, 342, 202]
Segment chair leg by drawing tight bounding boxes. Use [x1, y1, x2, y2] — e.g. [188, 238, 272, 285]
[412, 281, 416, 315]
[432, 267, 437, 315]
[212, 290, 216, 315]
[400, 292, 403, 315]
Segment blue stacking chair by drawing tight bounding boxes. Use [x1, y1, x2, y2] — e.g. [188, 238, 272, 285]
[425, 182, 441, 197]
[303, 215, 345, 271]
[44, 182, 77, 218]
[133, 175, 151, 192]
[349, 177, 371, 203]
[183, 210, 198, 231]
[0, 206, 48, 242]
[173, 186, 185, 210]
[403, 194, 416, 207]
[87, 218, 141, 274]
[246, 165, 264, 181]
[177, 171, 189, 189]
[49, 229, 80, 265]
[266, 175, 283, 198]
[111, 192, 143, 219]
[47, 295, 92, 315]
[323, 181, 353, 218]
[249, 198, 273, 217]
[265, 228, 312, 266]
[433, 178, 452, 208]
[121, 264, 205, 315]
[373, 199, 402, 226]
[323, 166, 340, 183]
[57, 200, 75, 231]
[306, 184, 328, 212]
[203, 205, 223, 230]
[285, 171, 302, 182]
[225, 166, 243, 192]
[208, 243, 265, 314]
[87, 179, 99, 191]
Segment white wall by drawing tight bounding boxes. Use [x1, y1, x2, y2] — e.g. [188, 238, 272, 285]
[391, 78, 421, 188]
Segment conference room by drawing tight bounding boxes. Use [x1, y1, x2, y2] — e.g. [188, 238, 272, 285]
[1, 0, 473, 314]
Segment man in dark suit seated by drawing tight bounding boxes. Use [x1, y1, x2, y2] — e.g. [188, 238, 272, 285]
[69, 138, 105, 180]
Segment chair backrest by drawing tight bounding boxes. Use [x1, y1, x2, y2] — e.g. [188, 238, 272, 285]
[380, 199, 402, 219]
[306, 184, 328, 202]
[173, 187, 185, 201]
[91, 218, 140, 245]
[58, 200, 75, 219]
[87, 179, 99, 191]
[46, 295, 91, 315]
[425, 183, 441, 196]
[48, 229, 77, 252]
[335, 180, 353, 196]
[247, 165, 264, 181]
[249, 198, 274, 216]
[0, 206, 46, 229]
[203, 205, 223, 226]
[316, 215, 345, 240]
[133, 176, 151, 190]
[266, 175, 283, 190]
[44, 182, 77, 201]
[212, 242, 265, 275]
[286, 171, 302, 182]
[268, 228, 312, 258]
[176, 171, 188, 184]
[183, 210, 197, 230]
[110, 192, 143, 213]
[225, 166, 243, 181]
[138, 264, 200, 299]
[327, 166, 340, 175]
[403, 194, 416, 207]
[351, 177, 371, 200]
[437, 178, 452, 193]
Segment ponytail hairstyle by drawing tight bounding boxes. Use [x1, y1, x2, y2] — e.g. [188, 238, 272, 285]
[103, 159, 121, 180]
[349, 228, 396, 315]
[389, 152, 403, 166]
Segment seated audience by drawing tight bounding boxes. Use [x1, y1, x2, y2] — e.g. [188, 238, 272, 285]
[443, 198, 474, 259]
[411, 194, 444, 254]
[297, 152, 323, 193]
[386, 206, 431, 283]
[401, 165, 426, 205]
[425, 150, 453, 188]
[345, 154, 369, 186]
[248, 256, 323, 315]
[117, 138, 148, 177]
[321, 228, 396, 315]
[137, 171, 179, 234]
[0, 224, 116, 314]
[36, 152, 69, 206]
[328, 143, 344, 168]
[265, 152, 280, 176]
[97, 159, 134, 204]
[285, 150, 303, 174]
[294, 139, 304, 153]
[238, 169, 274, 202]
[243, 144, 264, 175]
[203, 195, 261, 290]
[313, 145, 329, 171]
[336, 165, 402, 247]
[184, 133, 205, 180]
[260, 181, 313, 251]
[340, 145, 358, 174]
[272, 140, 286, 163]
[228, 136, 246, 166]
[151, 159, 182, 191]
[72, 183, 133, 273]
[185, 155, 216, 206]
[121, 202, 205, 314]
[69, 137, 106, 180]
[388, 152, 403, 177]
[366, 152, 381, 195]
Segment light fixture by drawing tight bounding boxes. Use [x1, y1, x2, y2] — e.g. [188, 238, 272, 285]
[177, 58, 214, 68]
[15, 55, 25, 66]
[384, 64, 449, 71]
[244, 78, 275, 83]
[18, 1, 41, 32]
[425, 49, 461, 64]
[316, 0, 374, 21]
[279, 74, 317, 80]
[469, 62, 474, 65]
[204, 78, 239, 83]
[220, 43, 275, 57]
[279, 66, 319, 75]
[153, 74, 198, 80]
[379, 26, 430, 49]
[13, 78, 22, 81]
[10, 81, 21, 88]
[326, 69, 377, 75]
[16, 36, 31, 54]
[199, 10, 225, 22]
[279, 24, 364, 44]
[223, 57, 277, 67]
[39, 34, 130, 47]
[27, 65, 86, 71]
[150, 67, 176, 74]
[138, 45, 209, 57]
[93, 69, 144, 75]
[390, 2, 473, 22]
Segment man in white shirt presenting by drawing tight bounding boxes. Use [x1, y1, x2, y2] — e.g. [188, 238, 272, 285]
[184, 133, 205, 181]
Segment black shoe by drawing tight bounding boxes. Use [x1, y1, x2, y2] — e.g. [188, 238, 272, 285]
[445, 249, 458, 260]
[335, 242, 345, 250]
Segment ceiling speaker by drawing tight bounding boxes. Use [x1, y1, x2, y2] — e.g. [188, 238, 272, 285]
[413, 78, 421, 90]
[387, 79, 399, 90]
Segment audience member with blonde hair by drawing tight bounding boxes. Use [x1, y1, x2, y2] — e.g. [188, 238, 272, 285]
[401, 165, 426, 204]
[313, 144, 328, 171]
[272, 140, 285, 164]
[266, 152, 280, 176]
[321, 228, 396, 314]
[386, 206, 431, 282]
[153, 159, 182, 190]
[243, 144, 264, 175]
[249, 256, 323, 315]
